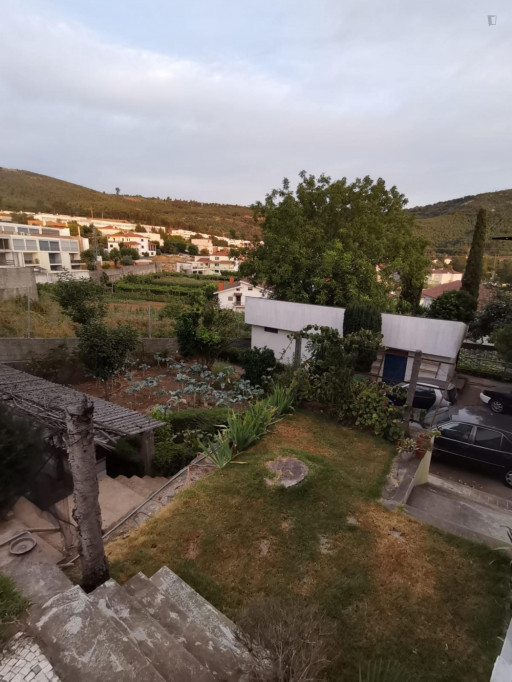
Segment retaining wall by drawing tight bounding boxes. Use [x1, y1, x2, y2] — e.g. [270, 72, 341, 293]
[0, 337, 180, 367]
[90, 262, 162, 283]
[0, 268, 38, 301]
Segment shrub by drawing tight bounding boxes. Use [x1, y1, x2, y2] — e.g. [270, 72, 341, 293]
[226, 403, 277, 453]
[151, 407, 229, 439]
[120, 256, 134, 266]
[153, 442, 195, 477]
[240, 346, 276, 387]
[427, 289, 476, 323]
[102, 262, 111, 270]
[343, 305, 382, 336]
[0, 405, 46, 518]
[175, 310, 201, 357]
[219, 346, 242, 364]
[338, 380, 403, 442]
[238, 596, 337, 681]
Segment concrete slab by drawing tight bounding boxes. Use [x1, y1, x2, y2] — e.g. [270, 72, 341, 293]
[91, 579, 214, 682]
[29, 585, 165, 681]
[0, 554, 72, 606]
[0, 519, 63, 564]
[407, 482, 512, 547]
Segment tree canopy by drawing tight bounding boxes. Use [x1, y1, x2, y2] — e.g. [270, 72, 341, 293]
[240, 172, 428, 311]
[427, 289, 476, 323]
[52, 276, 106, 324]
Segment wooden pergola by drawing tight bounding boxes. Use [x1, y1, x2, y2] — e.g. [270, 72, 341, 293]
[0, 365, 164, 473]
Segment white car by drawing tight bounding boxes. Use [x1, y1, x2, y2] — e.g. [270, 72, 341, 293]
[394, 382, 457, 412]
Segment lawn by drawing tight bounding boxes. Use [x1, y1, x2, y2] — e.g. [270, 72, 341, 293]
[107, 411, 509, 681]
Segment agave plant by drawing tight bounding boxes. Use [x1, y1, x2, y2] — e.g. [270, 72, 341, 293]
[200, 431, 233, 468]
[265, 385, 295, 417]
[226, 409, 261, 452]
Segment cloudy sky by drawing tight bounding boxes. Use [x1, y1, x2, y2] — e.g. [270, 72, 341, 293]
[1, 0, 510, 206]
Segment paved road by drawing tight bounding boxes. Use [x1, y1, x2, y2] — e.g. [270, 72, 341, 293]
[428, 376, 512, 501]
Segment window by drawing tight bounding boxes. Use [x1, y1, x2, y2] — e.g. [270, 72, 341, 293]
[18, 227, 29, 234]
[49, 241, 60, 251]
[12, 239, 25, 250]
[228, 296, 233, 301]
[61, 240, 78, 252]
[264, 327, 278, 334]
[39, 240, 50, 251]
[25, 239, 37, 250]
[440, 422, 473, 442]
[0, 238, 9, 249]
[474, 428, 503, 450]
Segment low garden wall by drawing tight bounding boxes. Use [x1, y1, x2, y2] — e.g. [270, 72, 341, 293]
[0, 337, 248, 368]
[90, 262, 163, 283]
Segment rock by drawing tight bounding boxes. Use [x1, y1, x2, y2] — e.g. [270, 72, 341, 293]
[346, 515, 360, 528]
[265, 457, 308, 489]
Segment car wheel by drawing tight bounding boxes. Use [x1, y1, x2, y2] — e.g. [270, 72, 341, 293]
[504, 470, 512, 488]
[490, 399, 505, 413]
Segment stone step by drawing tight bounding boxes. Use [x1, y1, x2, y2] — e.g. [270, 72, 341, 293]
[29, 585, 166, 682]
[143, 475, 169, 492]
[151, 566, 244, 657]
[116, 475, 158, 498]
[0, 518, 63, 565]
[11, 497, 64, 553]
[124, 572, 248, 680]
[91, 579, 214, 682]
[65, 477, 146, 532]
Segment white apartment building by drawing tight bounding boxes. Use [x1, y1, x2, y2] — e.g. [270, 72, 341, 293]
[426, 269, 462, 287]
[0, 223, 87, 272]
[107, 232, 157, 256]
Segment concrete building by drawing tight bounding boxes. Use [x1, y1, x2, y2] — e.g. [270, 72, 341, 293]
[107, 232, 157, 256]
[426, 269, 462, 287]
[245, 298, 467, 383]
[0, 223, 87, 272]
[214, 279, 268, 311]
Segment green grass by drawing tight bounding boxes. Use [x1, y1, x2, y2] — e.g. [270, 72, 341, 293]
[0, 574, 28, 643]
[108, 411, 509, 681]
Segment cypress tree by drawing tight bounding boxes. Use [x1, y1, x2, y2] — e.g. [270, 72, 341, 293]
[461, 208, 487, 302]
[343, 305, 382, 336]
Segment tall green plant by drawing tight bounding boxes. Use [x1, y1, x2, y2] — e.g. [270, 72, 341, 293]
[461, 208, 487, 302]
[343, 305, 382, 336]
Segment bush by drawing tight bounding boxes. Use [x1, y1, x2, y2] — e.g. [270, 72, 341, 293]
[219, 346, 242, 364]
[240, 346, 276, 387]
[427, 290, 476, 323]
[102, 262, 111, 270]
[152, 407, 229, 441]
[343, 305, 382, 336]
[227, 403, 277, 453]
[338, 379, 403, 442]
[153, 442, 195, 477]
[120, 256, 134, 266]
[51, 276, 106, 324]
[0, 405, 46, 518]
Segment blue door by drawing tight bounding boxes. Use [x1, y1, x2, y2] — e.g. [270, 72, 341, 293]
[382, 353, 407, 384]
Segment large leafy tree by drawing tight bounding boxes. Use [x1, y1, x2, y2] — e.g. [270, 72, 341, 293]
[240, 172, 428, 311]
[469, 291, 512, 340]
[461, 208, 487, 301]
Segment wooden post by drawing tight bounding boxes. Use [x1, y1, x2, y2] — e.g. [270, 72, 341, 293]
[402, 350, 422, 437]
[293, 336, 302, 369]
[65, 397, 109, 592]
[140, 430, 155, 475]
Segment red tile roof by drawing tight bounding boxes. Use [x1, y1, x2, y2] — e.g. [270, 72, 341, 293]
[421, 280, 462, 298]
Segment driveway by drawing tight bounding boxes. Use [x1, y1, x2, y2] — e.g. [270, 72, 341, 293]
[427, 376, 512, 502]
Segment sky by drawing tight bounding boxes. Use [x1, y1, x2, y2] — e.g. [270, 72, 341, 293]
[1, 0, 511, 206]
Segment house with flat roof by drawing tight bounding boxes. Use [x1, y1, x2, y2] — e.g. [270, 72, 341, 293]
[0, 223, 87, 272]
[245, 297, 467, 384]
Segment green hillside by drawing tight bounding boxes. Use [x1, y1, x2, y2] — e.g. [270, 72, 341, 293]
[411, 189, 512, 255]
[0, 168, 259, 239]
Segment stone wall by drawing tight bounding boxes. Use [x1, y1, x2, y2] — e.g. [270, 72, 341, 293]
[90, 262, 162, 283]
[0, 337, 180, 367]
[0, 267, 38, 301]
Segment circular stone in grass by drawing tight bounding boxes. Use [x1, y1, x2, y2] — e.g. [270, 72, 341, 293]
[265, 457, 309, 489]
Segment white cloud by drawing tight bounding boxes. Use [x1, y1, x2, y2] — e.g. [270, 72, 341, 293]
[0, 0, 511, 205]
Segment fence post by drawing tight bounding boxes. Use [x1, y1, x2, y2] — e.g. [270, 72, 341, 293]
[148, 305, 152, 339]
[27, 297, 31, 338]
[293, 336, 302, 369]
[402, 350, 422, 436]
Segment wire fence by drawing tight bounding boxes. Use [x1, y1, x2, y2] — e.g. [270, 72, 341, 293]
[457, 347, 512, 381]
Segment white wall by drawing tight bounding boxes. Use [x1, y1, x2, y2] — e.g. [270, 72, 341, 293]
[246, 298, 467, 366]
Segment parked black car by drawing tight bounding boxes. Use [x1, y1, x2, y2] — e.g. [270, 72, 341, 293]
[480, 387, 512, 414]
[433, 409, 512, 486]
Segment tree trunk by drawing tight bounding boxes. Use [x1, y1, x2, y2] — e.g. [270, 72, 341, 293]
[65, 397, 109, 592]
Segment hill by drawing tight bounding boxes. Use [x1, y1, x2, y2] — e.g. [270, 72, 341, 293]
[0, 168, 259, 239]
[411, 188, 512, 255]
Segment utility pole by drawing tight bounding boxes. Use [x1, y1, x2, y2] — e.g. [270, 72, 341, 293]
[27, 297, 31, 338]
[65, 397, 109, 592]
[148, 305, 152, 339]
[402, 350, 422, 436]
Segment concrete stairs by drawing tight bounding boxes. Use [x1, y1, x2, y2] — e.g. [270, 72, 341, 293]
[116, 474, 168, 498]
[19, 565, 253, 681]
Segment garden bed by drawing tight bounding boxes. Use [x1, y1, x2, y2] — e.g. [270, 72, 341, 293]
[107, 411, 509, 681]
